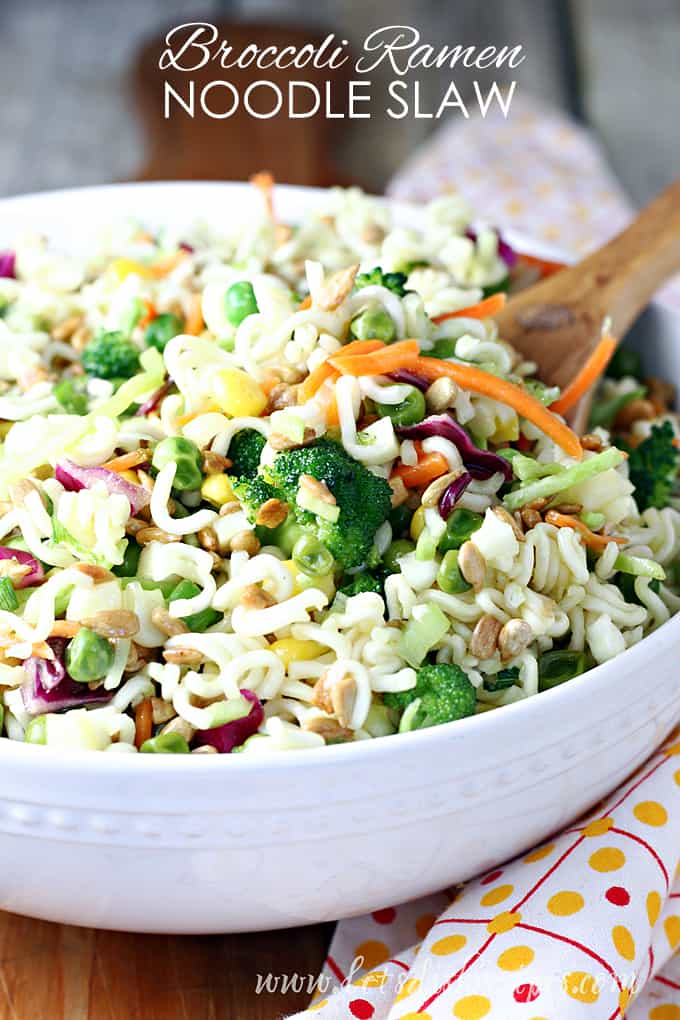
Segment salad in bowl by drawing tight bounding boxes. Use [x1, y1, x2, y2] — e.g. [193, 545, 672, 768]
[0, 177, 678, 757]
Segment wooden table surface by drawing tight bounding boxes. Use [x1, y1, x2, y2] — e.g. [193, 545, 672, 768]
[0, 912, 333, 1019]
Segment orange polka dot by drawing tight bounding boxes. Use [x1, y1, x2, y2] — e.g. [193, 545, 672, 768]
[480, 884, 514, 908]
[618, 987, 631, 1013]
[588, 847, 625, 873]
[416, 913, 436, 939]
[674, 768, 680, 787]
[633, 800, 668, 827]
[647, 891, 662, 927]
[431, 934, 467, 956]
[497, 945, 534, 971]
[548, 891, 584, 916]
[612, 925, 636, 961]
[664, 915, 680, 949]
[664, 739, 680, 756]
[400, 1014, 432, 1020]
[395, 977, 420, 1002]
[650, 1007, 680, 1020]
[563, 971, 599, 1004]
[452, 994, 491, 1019]
[352, 940, 390, 971]
[353, 970, 388, 988]
[524, 844, 555, 864]
[583, 817, 614, 837]
[487, 910, 522, 934]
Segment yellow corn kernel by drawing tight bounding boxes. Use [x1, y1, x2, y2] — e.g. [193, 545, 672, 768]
[201, 474, 235, 506]
[213, 369, 267, 418]
[410, 505, 426, 541]
[269, 638, 326, 669]
[119, 470, 140, 486]
[108, 257, 154, 282]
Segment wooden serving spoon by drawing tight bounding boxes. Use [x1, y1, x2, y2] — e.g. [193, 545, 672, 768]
[495, 175, 680, 431]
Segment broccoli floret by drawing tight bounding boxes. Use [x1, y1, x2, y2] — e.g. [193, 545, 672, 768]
[339, 572, 384, 597]
[81, 330, 140, 381]
[234, 475, 280, 519]
[229, 429, 266, 479]
[384, 662, 476, 729]
[627, 421, 679, 511]
[355, 267, 408, 298]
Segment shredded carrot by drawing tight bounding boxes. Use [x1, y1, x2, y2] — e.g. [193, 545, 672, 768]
[185, 293, 204, 336]
[409, 356, 582, 460]
[550, 334, 617, 416]
[329, 339, 420, 377]
[518, 252, 567, 278]
[174, 402, 221, 427]
[298, 340, 384, 403]
[138, 300, 157, 330]
[49, 620, 82, 639]
[432, 292, 507, 325]
[544, 510, 626, 550]
[317, 384, 340, 427]
[134, 698, 153, 749]
[103, 449, 149, 472]
[394, 452, 450, 488]
[250, 171, 275, 220]
[150, 250, 188, 279]
[299, 295, 312, 310]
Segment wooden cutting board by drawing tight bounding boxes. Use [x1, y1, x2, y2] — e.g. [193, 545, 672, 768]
[0, 910, 332, 1019]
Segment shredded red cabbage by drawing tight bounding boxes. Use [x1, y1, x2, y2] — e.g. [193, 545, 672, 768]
[22, 638, 111, 714]
[0, 546, 43, 588]
[55, 459, 150, 514]
[439, 471, 473, 518]
[397, 414, 513, 482]
[195, 690, 264, 753]
[387, 369, 430, 392]
[135, 379, 172, 417]
[0, 252, 16, 279]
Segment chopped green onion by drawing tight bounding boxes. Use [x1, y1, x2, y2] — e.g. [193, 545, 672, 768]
[140, 733, 190, 754]
[589, 386, 646, 429]
[25, 715, 47, 745]
[0, 577, 18, 612]
[415, 528, 439, 561]
[484, 667, 519, 692]
[439, 508, 483, 552]
[580, 511, 605, 531]
[400, 603, 449, 667]
[614, 553, 666, 581]
[538, 650, 587, 691]
[296, 487, 340, 523]
[511, 454, 564, 482]
[398, 698, 423, 732]
[503, 447, 625, 512]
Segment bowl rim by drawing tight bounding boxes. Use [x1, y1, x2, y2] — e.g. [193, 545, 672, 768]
[0, 179, 676, 772]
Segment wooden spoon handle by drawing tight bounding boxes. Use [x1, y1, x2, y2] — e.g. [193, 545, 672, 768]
[573, 175, 680, 337]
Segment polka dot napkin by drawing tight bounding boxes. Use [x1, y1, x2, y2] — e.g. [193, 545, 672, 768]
[289, 730, 680, 1019]
[289, 97, 680, 1020]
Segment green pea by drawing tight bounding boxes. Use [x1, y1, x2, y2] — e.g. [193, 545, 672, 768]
[292, 535, 334, 577]
[437, 550, 472, 594]
[439, 509, 483, 553]
[140, 733, 191, 754]
[113, 540, 141, 578]
[54, 377, 88, 415]
[349, 307, 396, 342]
[167, 580, 221, 632]
[152, 436, 202, 491]
[25, 715, 47, 745]
[375, 386, 426, 427]
[537, 650, 588, 691]
[388, 503, 413, 538]
[383, 539, 415, 574]
[65, 628, 115, 683]
[225, 281, 258, 326]
[144, 312, 184, 352]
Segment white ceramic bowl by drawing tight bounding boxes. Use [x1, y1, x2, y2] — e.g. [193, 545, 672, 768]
[0, 182, 679, 934]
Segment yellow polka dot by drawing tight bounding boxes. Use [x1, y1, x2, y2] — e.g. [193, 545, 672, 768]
[664, 739, 680, 756]
[674, 768, 680, 786]
[497, 945, 534, 971]
[563, 971, 599, 1004]
[612, 925, 636, 961]
[633, 800, 668, 827]
[352, 940, 390, 971]
[309, 1000, 328, 1011]
[480, 884, 514, 908]
[431, 934, 467, 956]
[588, 847, 625, 873]
[395, 977, 420, 1002]
[664, 915, 680, 949]
[548, 891, 585, 917]
[650, 1007, 680, 1020]
[400, 1014, 432, 1020]
[452, 994, 491, 1019]
[487, 910, 522, 935]
[618, 987, 631, 1012]
[583, 816, 614, 837]
[647, 890, 662, 927]
[353, 970, 388, 988]
[524, 843, 555, 864]
[416, 913, 437, 939]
